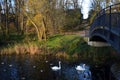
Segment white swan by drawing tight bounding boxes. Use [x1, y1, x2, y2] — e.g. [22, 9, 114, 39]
[51, 61, 61, 71]
[75, 64, 86, 71]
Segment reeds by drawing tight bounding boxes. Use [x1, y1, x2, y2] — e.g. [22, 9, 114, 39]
[55, 51, 70, 60]
[0, 42, 41, 55]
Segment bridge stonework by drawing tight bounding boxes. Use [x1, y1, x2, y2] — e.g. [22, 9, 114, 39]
[89, 3, 120, 53]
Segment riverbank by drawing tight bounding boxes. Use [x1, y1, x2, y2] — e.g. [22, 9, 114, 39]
[0, 34, 118, 65]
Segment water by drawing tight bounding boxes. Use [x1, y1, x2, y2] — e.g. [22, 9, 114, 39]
[0, 54, 116, 80]
[111, 63, 120, 80]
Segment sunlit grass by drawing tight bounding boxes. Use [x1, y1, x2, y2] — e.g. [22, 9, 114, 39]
[47, 34, 80, 49]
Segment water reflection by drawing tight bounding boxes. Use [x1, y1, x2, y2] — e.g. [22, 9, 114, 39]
[62, 63, 92, 80]
[111, 63, 120, 80]
[0, 54, 115, 80]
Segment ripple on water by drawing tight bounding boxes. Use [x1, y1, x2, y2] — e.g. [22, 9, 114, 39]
[33, 65, 36, 68]
[40, 70, 43, 72]
[1, 62, 4, 65]
[21, 77, 26, 80]
[111, 63, 120, 80]
[9, 64, 13, 67]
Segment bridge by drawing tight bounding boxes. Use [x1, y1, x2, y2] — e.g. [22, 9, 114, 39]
[89, 3, 120, 53]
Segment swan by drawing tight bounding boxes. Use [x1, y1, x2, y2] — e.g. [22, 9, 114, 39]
[75, 64, 86, 71]
[51, 61, 61, 71]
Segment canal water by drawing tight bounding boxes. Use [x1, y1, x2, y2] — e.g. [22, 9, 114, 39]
[0, 54, 117, 80]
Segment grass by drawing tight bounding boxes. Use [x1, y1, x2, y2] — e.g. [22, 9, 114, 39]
[46, 34, 118, 63]
[47, 34, 92, 55]
[0, 34, 82, 55]
[47, 34, 80, 50]
[0, 34, 118, 64]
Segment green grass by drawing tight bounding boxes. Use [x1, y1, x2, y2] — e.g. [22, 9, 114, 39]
[46, 34, 117, 64]
[47, 34, 80, 49]
[47, 34, 90, 55]
[46, 34, 112, 55]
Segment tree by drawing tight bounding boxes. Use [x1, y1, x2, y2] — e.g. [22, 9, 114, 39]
[26, 0, 66, 40]
[89, 0, 106, 24]
[0, 0, 83, 41]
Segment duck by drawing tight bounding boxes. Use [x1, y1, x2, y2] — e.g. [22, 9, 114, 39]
[75, 64, 86, 71]
[51, 61, 61, 71]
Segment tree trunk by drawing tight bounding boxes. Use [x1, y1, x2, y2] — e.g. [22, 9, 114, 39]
[24, 12, 42, 41]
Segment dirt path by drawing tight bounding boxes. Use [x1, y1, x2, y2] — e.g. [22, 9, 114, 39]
[63, 30, 89, 37]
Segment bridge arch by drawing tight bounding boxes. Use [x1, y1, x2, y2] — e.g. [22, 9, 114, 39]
[89, 3, 120, 53]
[90, 35, 107, 42]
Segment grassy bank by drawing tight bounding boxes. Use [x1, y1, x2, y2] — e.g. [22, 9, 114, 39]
[46, 34, 118, 63]
[0, 34, 118, 64]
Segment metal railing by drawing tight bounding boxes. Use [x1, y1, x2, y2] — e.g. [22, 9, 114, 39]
[89, 3, 120, 53]
[90, 2, 120, 37]
[91, 3, 120, 29]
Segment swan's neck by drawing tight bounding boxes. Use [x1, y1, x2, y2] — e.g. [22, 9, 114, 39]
[83, 64, 85, 68]
[59, 62, 61, 69]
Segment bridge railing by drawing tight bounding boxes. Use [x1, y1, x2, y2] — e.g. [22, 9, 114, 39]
[97, 3, 120, 17]
[90, 3, 120, 34]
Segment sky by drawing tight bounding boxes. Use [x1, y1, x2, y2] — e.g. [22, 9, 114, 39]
[80, 0, 115, 19]
[80, 0, 92, 19]
[67, 0, 92, 19]
[64, 0, 92, 19]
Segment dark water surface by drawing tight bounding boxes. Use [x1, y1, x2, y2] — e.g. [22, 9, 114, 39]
[0, 54, 117, 80]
